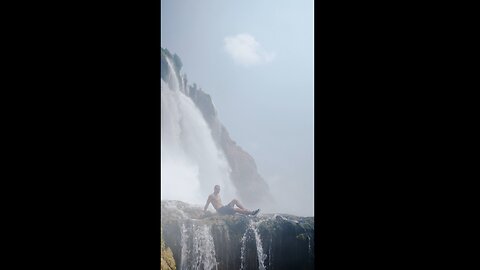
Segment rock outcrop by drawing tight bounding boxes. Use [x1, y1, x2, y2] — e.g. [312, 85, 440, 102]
[161, 227, 177, 270]
[161, 200, 314, 270]
[187, 84, 273, 205]
[161, 48, 272, 206]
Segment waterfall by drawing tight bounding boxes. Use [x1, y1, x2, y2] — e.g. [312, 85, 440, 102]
[240, 220, 267, 270]
[165, 57, 181, 93]
[162, 200, 315, 270]
[161, 54, 235, 205]
[240, 227, 248, 270]
[307, 235, 312, 255]
[180, 221, 218, 270]
[180, 223, 188, 269]
[268, 237, 273, 270]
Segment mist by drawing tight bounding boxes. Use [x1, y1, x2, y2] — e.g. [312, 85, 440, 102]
[161, 0, 314, 217]
[161, 71, 235, 206]
[161, 55, 313, 216]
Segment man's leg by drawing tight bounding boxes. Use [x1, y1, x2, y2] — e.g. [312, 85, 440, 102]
[233, 208, 252, 215]
[227, 199, 246, 210]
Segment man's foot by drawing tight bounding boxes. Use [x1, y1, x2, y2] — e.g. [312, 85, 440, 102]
[250, 209, 260, 216]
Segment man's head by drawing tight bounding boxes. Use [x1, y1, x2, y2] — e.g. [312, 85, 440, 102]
[214, 185, 220, 194]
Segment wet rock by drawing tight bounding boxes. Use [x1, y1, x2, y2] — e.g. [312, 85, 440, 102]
[161, 227, 177, 270]
[161, 200, 314, 270]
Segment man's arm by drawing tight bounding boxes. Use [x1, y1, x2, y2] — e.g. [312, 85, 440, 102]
[204, 195, 211, 212]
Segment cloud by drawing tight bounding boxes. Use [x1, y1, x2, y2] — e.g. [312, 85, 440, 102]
[224, 33, 275, 66]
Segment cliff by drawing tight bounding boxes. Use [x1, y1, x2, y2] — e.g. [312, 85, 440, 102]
[161, 200, 314, 270]
[161, 47, 272, 205]
[187, 84, 272, 205]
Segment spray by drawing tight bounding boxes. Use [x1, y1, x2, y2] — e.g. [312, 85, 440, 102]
[161, 53, 235, 205]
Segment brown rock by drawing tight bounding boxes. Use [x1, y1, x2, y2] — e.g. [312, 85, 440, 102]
[161, 227, 176, 270]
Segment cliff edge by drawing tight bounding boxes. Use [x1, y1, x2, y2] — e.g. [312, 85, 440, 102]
[161, 200, 314, 270]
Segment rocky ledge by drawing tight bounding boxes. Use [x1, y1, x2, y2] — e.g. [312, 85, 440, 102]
[161, 200, 314, 270]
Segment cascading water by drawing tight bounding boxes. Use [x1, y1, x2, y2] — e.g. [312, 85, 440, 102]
[180, 223, 188, 268]
[161, 54, 235, 205]
[162, 201, 315, 270]
[240, 228, 248, 270]
[268, 237, 273, 270]
[240, 219, 267, 270]
[165, 58, 181, 92]
[180, 220, 218, 270]
[307, 235, 312, 255]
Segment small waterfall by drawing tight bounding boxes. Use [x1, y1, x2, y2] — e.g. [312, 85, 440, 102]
[240, 227, 248, 270]
[240, 220, 267, 270]
[180, 223, 188, 269]
[307, 235, 312, 255]
[165, 57, 181, 93]
[180, 221, 218, 270]
[268, 237, 273, 270]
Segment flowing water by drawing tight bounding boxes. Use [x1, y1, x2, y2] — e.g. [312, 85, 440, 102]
[161, 54, 235, 205]
[307, 235, 312, 255]
[240, 219, 267, 270]
[180, 221, 218, 270]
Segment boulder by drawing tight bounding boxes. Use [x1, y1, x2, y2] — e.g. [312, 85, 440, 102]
[161, 226, 177, 270]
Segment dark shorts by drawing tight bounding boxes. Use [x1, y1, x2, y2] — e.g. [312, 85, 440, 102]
[217, 205, 236, 215]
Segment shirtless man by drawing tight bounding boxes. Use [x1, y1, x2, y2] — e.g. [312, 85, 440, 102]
[204, 185, 260, 216]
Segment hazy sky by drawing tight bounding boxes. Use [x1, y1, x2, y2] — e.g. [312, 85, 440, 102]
[161, 0, 314, 216]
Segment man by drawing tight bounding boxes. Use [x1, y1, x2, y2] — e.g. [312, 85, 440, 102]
[204, 185, 260, 216]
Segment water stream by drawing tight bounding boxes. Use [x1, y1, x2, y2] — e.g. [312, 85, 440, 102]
[161, 53, 234, 205]
[180, 221, 218, 270]
[240, 219, 267, 270]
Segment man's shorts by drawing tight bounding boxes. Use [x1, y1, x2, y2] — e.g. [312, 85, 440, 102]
[217, 205, 236, 215]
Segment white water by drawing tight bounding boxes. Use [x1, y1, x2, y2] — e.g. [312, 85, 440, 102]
[161, 55, 235, 205]
[180, 223, 188, 269]
[307, 235, 312, 255]
[240, 227, 248, 270]
[240, 220, 267, 270]
[180, 221, 218, 270]
[165, 58, 181, 93]
[268, 237, 273, 270]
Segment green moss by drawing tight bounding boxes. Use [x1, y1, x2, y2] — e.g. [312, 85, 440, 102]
[296, 233, 308, 241]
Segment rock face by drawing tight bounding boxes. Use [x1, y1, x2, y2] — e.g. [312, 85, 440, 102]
[188, 84, 272, 205]
[161, 227, 177, 270]
[161, 47, 272, 205]
[161, 200, 314, 270]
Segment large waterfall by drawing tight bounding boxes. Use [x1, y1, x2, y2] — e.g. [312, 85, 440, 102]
[161, 49, 314, 270]
[161, 57, 235, 205]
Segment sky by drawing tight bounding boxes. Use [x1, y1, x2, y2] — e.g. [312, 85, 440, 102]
[161, 0, 314, 216]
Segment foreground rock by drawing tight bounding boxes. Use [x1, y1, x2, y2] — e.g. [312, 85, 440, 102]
[161, 227, 176, 270]
[161, 200, 314, 270]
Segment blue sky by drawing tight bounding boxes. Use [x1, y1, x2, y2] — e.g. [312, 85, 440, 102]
[161, 0, 314, 216]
